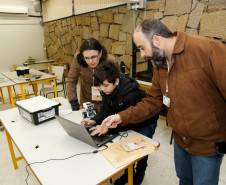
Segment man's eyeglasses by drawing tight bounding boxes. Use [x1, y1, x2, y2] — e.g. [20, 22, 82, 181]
[84, 55, 98, 61]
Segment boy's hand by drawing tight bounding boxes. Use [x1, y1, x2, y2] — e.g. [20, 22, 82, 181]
[89, 125, 108, 136]
[80, 119, 96, 126]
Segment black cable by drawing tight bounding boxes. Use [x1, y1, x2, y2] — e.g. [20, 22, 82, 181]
[25, 147, 108, 185]
[118, 132, 128, 140]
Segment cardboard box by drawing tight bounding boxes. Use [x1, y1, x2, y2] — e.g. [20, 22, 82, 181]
[47, 62, 69, 77]
[15, 96, 60, 125]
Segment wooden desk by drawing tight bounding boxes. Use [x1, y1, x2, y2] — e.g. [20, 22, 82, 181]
[0, 73, 16, 107]
[2, 69, 57, 100]
[0, 108, 159, 185]
[23, 60, 54, 72]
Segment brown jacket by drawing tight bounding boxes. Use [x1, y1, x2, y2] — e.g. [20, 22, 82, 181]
[67, 52, 117, 111]
[119, 31, 226, 156]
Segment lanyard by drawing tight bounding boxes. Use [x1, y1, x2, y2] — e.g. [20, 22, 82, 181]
[88, 66, 95, 87]
[166, 59, 171, 93]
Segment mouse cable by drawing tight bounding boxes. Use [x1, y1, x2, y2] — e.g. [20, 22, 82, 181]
[118, 132, 128, 140]
[25, 149, 103, 185]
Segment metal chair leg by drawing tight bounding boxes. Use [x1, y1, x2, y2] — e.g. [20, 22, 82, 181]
[170, 130, 174, 145]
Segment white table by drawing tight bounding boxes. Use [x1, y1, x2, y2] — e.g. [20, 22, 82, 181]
[0, 107, 159, 185]
[0, 73, 16, 107]
[2, 69, 57, 100]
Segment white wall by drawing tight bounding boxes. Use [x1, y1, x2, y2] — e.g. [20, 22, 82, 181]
[0, 0, 44, 72]
[42, 0, 125, 22]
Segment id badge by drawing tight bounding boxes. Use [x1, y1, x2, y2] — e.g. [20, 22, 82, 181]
[163, 95, 170, 107]
[92, 86, 102, 101]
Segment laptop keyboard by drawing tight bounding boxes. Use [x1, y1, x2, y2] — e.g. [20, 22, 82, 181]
[86, 127, 113, 145]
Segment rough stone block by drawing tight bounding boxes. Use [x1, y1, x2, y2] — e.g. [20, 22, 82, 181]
[96, 11, 102, 17]
[139, 11, 154, 20]
[200, 10, 226, 39]
[119, 31, 127, 41]
[159, 0, 166, 11]
[62, 19, 67, 27]
[71, 17, 77, 28]
[71, 40, 77, 54]
[164, 0, 192, 15]
[64, 44, 72, 55]
[91, 17, 98, 23]
[177, 14, 189, 32]
[102, 12, 114, 23]
[91, 21, 99, 31]
[208, 0, 226, 10]
[109, 25, 120, 40]
[121, 11, 135, 34]
[82, 26, 92, 39]
[93, 31, 100, 41]
[187, 2, 205, 29]
[112, 42, 126, 55]
[126, 33, 133, 55]
[65, 32, 72, 44]
[72, 27, 77, 37]
[75, 16, 81, 25]
[61, 35, 67, 46]
[100, 24, 109, 37]
[114, 14, 125, 24]
[136, 62, 148, 73]
[161, 16, 178, 32]
[119, 6, 127, 13]
[154, 12, 163, 19]
[186, 28, 198, 35]
[82, 16, 91, 26]
[102, 38, 113, 53]
[146, 1, 160, 10]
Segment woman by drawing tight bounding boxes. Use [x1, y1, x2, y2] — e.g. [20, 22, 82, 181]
[67, 38, 117, 112]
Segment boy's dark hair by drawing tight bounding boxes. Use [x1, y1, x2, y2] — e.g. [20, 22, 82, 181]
[94, 61, 120, 85]
[77, 38, 108, 67]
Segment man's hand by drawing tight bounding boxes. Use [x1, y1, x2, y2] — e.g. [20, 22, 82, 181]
[89, 125, 108, 136]
[101, 114, 122, 128]
[80, 119, 96, 126]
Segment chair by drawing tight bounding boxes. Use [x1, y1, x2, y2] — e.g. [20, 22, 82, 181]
[40, 66, 67, 98]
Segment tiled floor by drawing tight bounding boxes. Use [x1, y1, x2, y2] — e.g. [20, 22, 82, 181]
[0, 86, 225, 185]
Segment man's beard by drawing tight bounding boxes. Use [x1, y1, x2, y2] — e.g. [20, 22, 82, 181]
[144, 42, 166, 67]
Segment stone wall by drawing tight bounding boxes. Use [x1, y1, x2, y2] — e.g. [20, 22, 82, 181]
[43, 0, 226, 75]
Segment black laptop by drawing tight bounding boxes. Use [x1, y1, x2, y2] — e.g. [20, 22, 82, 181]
[55, 115, 118, 148]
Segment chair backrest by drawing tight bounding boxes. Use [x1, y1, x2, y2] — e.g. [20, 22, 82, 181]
[52, 66, 64, 81]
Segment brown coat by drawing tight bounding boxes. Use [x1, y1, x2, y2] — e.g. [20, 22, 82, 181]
[67, 52, 117, 111]
[119, 31, 226, 156]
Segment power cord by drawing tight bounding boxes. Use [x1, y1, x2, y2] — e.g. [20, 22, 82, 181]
[25, 146, 108, 185]
[118, 132, 128, 140]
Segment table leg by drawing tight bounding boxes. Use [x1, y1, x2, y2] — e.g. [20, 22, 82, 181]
[128, 164, 133, 185]
[32, 83, 38, 96]
[53, 79, 58, 97]
[20, 84, 25, 99]
[0, 87, 5, 103]
[8, 86, 15, 108]
[5, 129, 23, 169]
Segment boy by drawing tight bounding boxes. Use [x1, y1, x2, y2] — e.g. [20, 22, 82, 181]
[81, 62, 158, 185]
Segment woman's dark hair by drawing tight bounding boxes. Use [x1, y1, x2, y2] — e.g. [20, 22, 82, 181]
[77, 38, 108, 67]
[94, 61, 120, 85]
[135, 19, 174, 43]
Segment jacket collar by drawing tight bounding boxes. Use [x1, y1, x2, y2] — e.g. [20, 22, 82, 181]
[172, 31, 186, 54]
